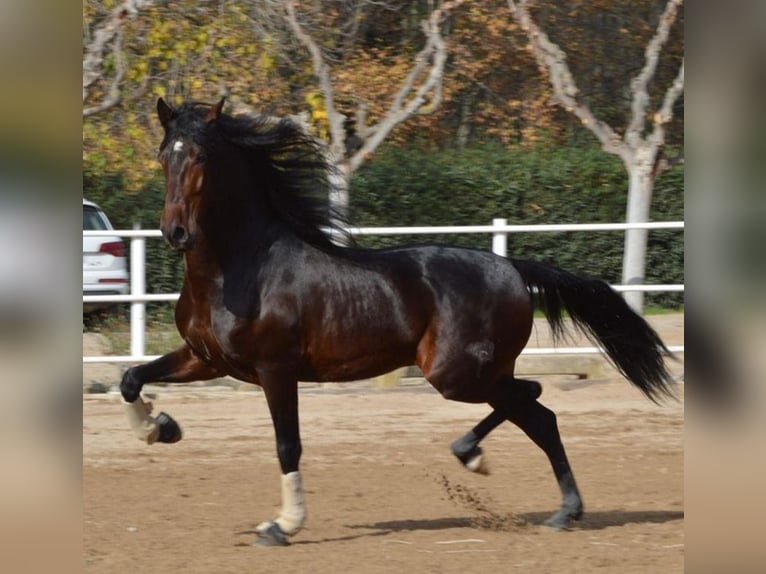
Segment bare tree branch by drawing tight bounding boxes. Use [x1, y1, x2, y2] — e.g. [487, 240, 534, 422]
[648, 59, 684, 152]
[507, 0, 628, 161]
[626, 0, 683, 146]
[348, 0, 466, 173]
[83, 27, 128, 117]
[283, 1, 347, 159]
[280, 0, 464, 174]
[82, 0, 158, 116]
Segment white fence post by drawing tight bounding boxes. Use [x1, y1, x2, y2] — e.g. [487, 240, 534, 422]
[130, 223, 146, 359]
[491, 218, 507, 257]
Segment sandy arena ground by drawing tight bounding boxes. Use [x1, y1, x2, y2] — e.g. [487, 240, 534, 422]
[84, 316, 684, 573]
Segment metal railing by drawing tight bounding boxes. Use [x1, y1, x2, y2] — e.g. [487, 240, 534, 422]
[83, 219, 684, 363]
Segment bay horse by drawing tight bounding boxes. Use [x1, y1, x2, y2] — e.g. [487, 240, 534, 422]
[120, 97, 674, 546]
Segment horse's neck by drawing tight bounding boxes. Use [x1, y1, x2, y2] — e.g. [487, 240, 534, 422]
[181, 221, 287, 296]
[181, 237, 223, 296]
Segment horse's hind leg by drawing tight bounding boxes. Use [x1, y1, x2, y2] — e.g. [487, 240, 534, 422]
[492, 393, 584, 529]
[120, 344, 222, 444]
[451, 378, 543, 474]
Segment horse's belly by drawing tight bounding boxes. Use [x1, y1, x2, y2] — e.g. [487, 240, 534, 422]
[299, 332, 415, 382]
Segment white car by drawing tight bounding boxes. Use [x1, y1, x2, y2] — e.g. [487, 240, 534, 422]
[83, 199, 128, 312]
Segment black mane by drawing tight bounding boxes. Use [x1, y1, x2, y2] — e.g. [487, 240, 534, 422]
[165, 101, 350, 250]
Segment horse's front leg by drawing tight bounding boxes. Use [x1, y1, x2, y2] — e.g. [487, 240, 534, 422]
[120, 344, 222, 444]
[255, 374, 305, 546]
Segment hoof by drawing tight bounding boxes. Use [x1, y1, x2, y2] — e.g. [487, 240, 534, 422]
[156, 412, 183, 443]
[255, 522, 290, 547]
[464, 451, 489, 475]
[452, 442, 489, 475]
[544, 506, 583, 530]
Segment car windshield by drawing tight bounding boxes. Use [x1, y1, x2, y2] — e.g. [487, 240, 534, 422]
[83, 205, 109, 231]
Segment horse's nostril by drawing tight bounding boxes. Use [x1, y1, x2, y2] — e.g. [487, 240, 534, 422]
[172, 225, 187, 242]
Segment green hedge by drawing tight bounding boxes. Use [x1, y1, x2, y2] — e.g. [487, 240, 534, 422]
[84, 144, 684, 315]
[349, 145, 683, 308]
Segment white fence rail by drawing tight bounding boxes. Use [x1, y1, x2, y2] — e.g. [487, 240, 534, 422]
[83, 219, 684, 363]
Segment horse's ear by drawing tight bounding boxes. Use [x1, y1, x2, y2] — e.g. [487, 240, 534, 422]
[206, 97, 225, 122]
[157, 98, 175, 129]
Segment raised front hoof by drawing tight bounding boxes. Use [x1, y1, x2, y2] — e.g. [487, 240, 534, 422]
[543, 506, 584, 530]
[255, 523, 290, 547]
[156, 412, 183, 443]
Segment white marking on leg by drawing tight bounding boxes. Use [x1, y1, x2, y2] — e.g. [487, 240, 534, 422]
[255, 471, 307, 536]
[466, 452, 489, 475]
[122, 397, 160, 444]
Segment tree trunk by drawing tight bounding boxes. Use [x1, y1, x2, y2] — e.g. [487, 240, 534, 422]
[328, 159, 352, 244]
[329, 162, 350, 220]
[621, 148, 657, 312]
[455, 95, 473, 150]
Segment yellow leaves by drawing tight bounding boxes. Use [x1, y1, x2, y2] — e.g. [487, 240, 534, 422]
[258, 52, 276, 72]
[153, 85, 167, 98]
[305, 92, 324, 108]
[143, 158, 160, 172]
[305, 92, 329, 139]
[126, 119, 143, 141]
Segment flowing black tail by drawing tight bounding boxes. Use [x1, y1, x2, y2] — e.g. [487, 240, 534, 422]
[511, 258, 675, 402]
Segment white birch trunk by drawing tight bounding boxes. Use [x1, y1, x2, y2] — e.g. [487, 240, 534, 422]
[621, 150, 657, 312]
[329, 161, 351, 220]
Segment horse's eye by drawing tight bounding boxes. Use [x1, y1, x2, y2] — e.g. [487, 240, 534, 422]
[197, 153, 208, 164]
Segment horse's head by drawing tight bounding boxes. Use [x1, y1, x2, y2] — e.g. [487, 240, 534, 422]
[156, 97, 224, 250]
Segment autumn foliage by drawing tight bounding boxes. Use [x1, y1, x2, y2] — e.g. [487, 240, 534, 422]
[83, 0, 683, 190]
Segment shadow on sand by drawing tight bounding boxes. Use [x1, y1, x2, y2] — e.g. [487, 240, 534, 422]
[349, 508, 683, 533]
[236, 510, 683, 546]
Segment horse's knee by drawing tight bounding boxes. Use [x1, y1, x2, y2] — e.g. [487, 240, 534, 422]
[120, 367, 141, 403]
